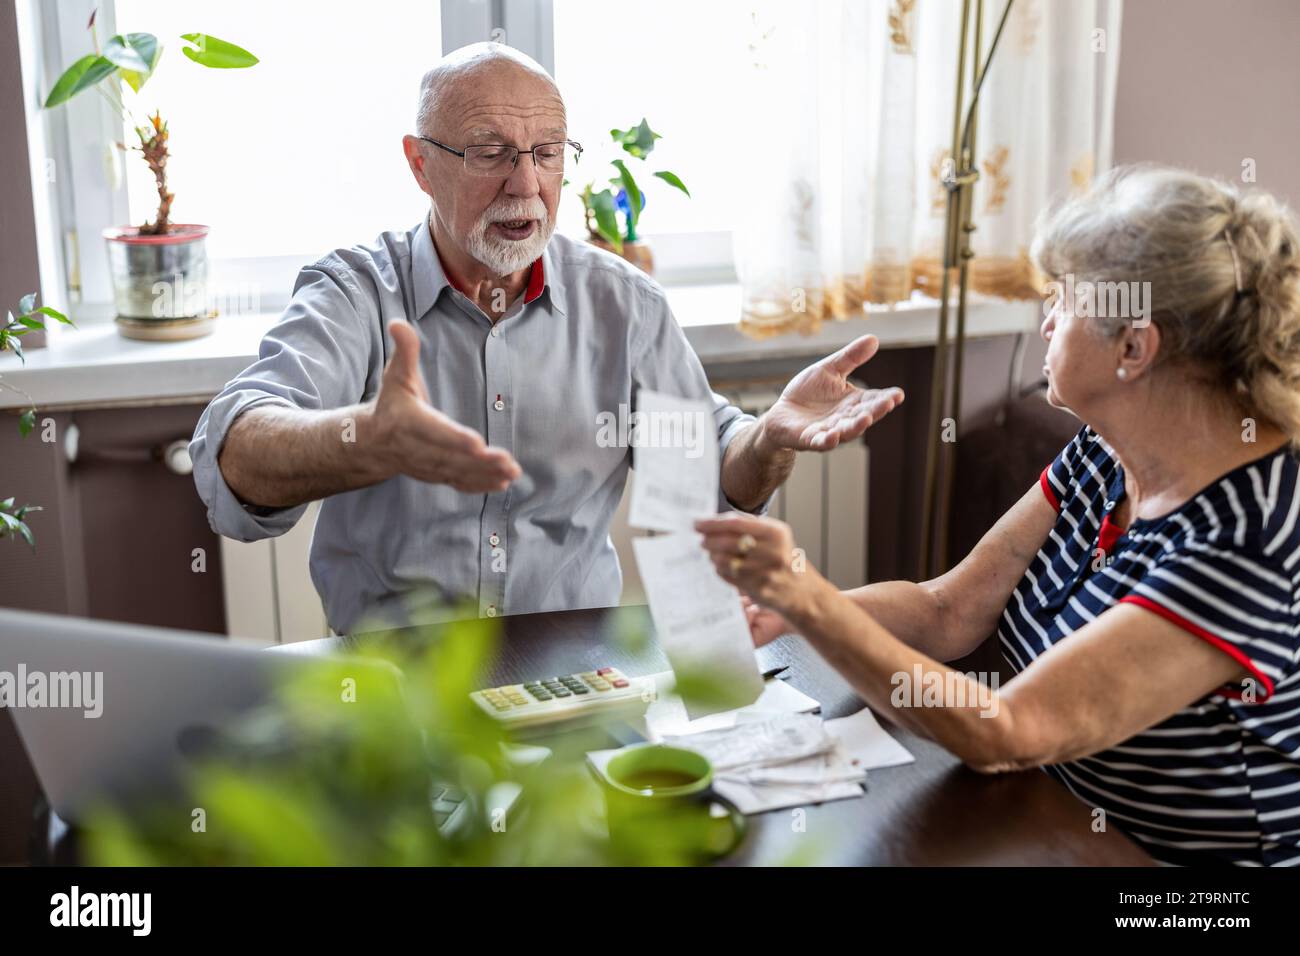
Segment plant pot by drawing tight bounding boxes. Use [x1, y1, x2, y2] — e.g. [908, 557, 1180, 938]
[587, 236, 655, 276]
[103, 224, 214, 341]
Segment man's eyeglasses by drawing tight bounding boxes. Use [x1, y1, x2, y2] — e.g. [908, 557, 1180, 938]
[416, 136, 582, 177]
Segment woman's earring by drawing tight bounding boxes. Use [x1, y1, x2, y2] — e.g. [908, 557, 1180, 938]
[1116, 368, 1129, 381]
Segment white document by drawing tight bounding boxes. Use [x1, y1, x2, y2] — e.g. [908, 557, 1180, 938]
[627, 390, 719, 533]
[661, 713, 833, 771]
[641, 672, 820, 741]
[631, 532, 763, 719]
[825, 707, 915, 770]
[661, 714, 869, 815]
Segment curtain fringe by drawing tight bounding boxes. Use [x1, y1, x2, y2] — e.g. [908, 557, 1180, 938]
[738, 252, 1047, 339]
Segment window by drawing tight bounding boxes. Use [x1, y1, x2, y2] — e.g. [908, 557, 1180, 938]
[113, 0, 440, 305]
[42, 0, 744, 313]
[552, 0, 757, 282]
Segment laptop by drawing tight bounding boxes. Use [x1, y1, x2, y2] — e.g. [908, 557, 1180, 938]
[0, 608, 442, 826]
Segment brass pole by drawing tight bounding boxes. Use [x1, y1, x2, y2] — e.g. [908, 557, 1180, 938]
[937, 0, 983, 573]
[918, 0, 971, 581]
[918, 0, 1016, 580]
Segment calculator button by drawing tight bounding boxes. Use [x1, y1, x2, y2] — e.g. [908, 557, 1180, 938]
[596, 667, 614, 675]
[551, 689, 572, 698]
[570, 685, 590, 694]
[612, 679, 629, 688]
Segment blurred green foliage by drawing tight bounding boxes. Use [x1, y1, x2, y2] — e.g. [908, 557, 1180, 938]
[82, 605, 716, 866]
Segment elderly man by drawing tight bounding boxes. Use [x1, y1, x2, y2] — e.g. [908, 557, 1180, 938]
[190, 43, 903, 635]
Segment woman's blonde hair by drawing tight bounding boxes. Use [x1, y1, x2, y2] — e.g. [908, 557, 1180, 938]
[1030, 164, 1300, 445]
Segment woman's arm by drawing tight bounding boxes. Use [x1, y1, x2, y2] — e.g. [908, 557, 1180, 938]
[837, 484, 1056, 660]
[700, 482, 1056, 661]
[781, 578, 1246, 772]
[695, 514, 1248, 773]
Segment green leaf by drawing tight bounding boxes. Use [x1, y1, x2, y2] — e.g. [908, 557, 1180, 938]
[18, 293, 35, 315]
[611, 159, 642, 227]
[115, 33, 163, 92]
[44, 54, 116, 108]
[17, 316, 44, 331]
[103, 33, 154, 73]
[18, 408, 35, 438]
[611, 119, 660, 159]
[590, 189, 622, 251]
[34, 305, 73, 326]
[653, 170, 691, 198]
[179, 33, 259, 69]
[0, 509, 33, 548]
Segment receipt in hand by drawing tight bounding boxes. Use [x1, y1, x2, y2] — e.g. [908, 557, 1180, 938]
[632, 532, 764, 719]
[626, 389, 719, 532]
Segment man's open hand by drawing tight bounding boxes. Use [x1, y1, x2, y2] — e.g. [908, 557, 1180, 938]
[371, 320, 521, 493]
[758, 334, 904, 452]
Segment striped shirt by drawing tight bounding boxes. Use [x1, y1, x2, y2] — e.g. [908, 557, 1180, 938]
[999, 425, 1300, 866]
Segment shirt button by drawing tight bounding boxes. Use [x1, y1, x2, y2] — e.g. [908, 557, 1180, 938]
[485, 605, 497, 618]
[489, 533, 500, 546]
[494, 399, 505, 411]
[490, 326, 501, 337]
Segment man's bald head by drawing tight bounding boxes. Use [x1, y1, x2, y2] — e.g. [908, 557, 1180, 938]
[414, 42, 560, 136]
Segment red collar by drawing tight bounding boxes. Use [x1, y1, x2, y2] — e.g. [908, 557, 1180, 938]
[439, 254, 545, 305]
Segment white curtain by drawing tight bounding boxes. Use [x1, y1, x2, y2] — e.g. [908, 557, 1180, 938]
[735, 0, 1123, 338]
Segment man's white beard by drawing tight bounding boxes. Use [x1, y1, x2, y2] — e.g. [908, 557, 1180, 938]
[465, 198, 554, 276]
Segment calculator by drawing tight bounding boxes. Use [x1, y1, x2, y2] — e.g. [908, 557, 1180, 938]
[470, 667, 655, 732]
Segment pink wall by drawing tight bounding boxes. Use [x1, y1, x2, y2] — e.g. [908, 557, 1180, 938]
[1113, 0, 1300, 210]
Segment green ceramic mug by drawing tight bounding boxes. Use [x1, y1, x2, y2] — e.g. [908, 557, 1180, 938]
[601, 744, 745, 863]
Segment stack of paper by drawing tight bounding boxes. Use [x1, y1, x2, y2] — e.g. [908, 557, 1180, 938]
[668, 709, 915, 815]
[588, 671, 916, 815]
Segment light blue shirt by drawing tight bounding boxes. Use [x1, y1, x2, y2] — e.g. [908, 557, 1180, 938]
[190, 221, 757, 634]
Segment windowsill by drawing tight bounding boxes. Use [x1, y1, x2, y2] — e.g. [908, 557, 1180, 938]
[0, 284, 1039, 412]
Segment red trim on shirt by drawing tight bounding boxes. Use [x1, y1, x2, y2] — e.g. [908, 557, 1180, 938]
[1039, 467, 1061, 512]
[523, 257, 545, 304]
[1097, 514, 1125, 555]
[435, 249, 544, 304]
[1120, 594, 1275, 702]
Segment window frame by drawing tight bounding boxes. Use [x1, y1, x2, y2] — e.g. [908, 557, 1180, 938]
[34, 0, 733, 321]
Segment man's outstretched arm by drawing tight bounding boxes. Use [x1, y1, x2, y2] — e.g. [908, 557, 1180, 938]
[219, 321, 520, 509]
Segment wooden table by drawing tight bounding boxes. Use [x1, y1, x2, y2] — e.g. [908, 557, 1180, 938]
[277, 604, 1153, 867]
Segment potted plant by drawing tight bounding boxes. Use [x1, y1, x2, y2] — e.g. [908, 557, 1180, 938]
[43, 10, 257, 341]
[578, 119, 689, 276]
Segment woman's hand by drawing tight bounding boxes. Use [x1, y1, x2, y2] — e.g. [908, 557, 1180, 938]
[742, 595, 794, 648]
[694, 513, 832, 624]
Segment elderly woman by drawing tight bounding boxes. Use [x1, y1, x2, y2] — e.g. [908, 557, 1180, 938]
[697, 166, 1300, 867]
